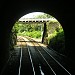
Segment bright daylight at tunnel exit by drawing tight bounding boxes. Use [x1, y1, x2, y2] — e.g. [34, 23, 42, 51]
[12, 12, 65, 55]
[2, 12, 73, 75]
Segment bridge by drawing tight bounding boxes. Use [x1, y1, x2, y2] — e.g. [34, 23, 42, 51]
[19, 18, 57, 23]
[18, 18, 57, 43]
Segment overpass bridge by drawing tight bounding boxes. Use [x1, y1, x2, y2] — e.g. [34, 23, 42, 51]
[18, 18, 57, 43]
[19, 18, 57, 23]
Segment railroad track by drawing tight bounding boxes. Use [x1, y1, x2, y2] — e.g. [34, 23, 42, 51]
[22, 36, 72, 75]
[1, 36, 73, 75]
[1, 37, 34, 75]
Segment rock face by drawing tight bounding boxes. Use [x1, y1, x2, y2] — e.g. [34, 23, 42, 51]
[9, 32, 17, 50]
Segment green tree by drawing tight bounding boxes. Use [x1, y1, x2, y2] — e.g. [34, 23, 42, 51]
[34, 13, 53, 19]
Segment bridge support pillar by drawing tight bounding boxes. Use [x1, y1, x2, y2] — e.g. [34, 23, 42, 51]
[42, 23, 47, 43]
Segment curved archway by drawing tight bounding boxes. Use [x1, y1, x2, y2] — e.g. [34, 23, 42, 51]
[0, 1, 74, 74]
[12, 12, 65, 55]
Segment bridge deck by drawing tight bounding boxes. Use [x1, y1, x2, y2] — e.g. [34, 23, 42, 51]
[19, 18, 57, 23]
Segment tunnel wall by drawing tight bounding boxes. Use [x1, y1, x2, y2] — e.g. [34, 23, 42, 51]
[0, 0, 75, 73]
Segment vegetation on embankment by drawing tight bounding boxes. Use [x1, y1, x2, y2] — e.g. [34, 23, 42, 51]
[18, 31, 41, 38]
[9, 31, 17, 51]
[47, 27, 65, 54]
[13, 22, 42, 38]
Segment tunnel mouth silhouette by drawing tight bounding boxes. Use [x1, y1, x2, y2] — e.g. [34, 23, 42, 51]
[0, 1, 75, 75]
[11, 12, 65, 55]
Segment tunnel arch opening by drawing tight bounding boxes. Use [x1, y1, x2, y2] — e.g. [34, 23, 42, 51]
[11, 11, 65, 55]
[0, 1, 75, 74]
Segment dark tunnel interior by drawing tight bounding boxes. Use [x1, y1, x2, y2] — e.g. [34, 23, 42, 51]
[0, 0, 75, 74]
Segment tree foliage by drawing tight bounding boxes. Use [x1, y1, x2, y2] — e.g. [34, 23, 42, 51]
[34, 13, 53, 18]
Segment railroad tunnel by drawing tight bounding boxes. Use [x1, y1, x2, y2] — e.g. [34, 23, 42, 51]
[0, 0, 75, 73]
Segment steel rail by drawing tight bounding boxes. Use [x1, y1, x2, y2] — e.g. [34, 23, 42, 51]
[18, 47, 22, 75]
[37, 47, 56, 75]
[47, 46, 67, 57]
[27, 45, 36, 75]
[22, 37, 36, 75]
[27, 37, 72, 75]
[0, 44, 21, 75]
[40, 45, 72, 75]
[20, 37, 72, 75]
[27, 38, 56, 75]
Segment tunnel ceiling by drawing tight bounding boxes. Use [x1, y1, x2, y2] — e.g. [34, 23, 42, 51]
[0, 0, 75, 62]
[0, 0, 74, 31]
[0, 0, 73, 27]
